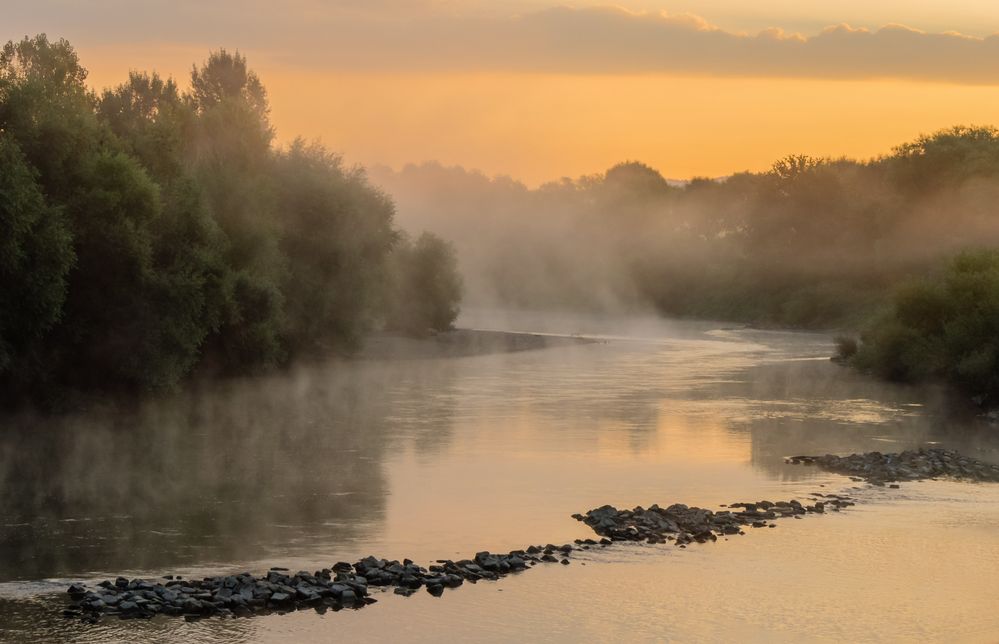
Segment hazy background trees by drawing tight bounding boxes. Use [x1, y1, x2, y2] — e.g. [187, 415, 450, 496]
[373, 127, 999, 330]
[371, 127, 999, 402]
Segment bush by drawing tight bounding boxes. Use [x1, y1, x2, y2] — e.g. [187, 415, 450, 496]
[852, 250, 999, 406]
[384, 232, 463, 335]
[833, 335, 858, 362]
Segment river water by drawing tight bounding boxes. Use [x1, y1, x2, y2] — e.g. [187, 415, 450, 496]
[1, 312, 998, 643]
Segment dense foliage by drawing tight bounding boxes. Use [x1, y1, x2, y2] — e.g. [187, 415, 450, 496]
[845, 251, 999, 406]
[0, 35, 461, 403]
[384, 232, 463, 335]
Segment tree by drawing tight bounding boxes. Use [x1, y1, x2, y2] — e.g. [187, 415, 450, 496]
[385, 232, 463, 334]
[274, 140, 397, 355]
[0, 134, 73, 379]
[853, 250, 999, 406]
[187, 50, 285, 371]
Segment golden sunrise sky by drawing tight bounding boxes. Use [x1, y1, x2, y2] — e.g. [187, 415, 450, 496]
[8, 1, 999, 183]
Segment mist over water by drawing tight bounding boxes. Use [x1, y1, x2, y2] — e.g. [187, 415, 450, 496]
[3, 312, 998, 642]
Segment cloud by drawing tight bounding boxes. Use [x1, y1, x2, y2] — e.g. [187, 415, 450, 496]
[262, 5, 999, 84]
[7, 3, 999, 84]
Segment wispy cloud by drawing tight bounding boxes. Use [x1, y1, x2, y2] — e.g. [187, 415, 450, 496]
[6, 4, 999, 84]
[315, 7, 999, 84]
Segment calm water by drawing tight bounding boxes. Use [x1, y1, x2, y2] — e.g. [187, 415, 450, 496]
[2, 312, 998, 643]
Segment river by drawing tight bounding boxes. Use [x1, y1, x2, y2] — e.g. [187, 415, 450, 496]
[1, 311, 998, 643]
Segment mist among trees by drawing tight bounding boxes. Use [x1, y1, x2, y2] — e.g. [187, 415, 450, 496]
[374, 128, 999, 332]
[0, 35, 461, 404]
[373, 127, 999, 403]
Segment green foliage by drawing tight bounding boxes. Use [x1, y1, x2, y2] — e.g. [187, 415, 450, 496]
[385, 232, 463, 334]
[0, 35, 101, 199]
[853, 250, 999, 405]
[274, 141, 397, 355]
[0, 36, 463, 403]
[186, 50, 285, 372]
[0, 134, 73, 377]
[887, 125, 999, 193]
[98, 71, 192, 181]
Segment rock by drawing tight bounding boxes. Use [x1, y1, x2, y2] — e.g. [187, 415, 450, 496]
[81, 450, 999, 626]
[789, 447, 999, 485]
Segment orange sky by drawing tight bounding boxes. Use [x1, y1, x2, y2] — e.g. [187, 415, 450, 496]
[13, 2, 999, 184]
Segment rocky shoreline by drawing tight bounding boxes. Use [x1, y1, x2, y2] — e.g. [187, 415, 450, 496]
[62, 447, 998, 624]
[787, 447, 999, 485]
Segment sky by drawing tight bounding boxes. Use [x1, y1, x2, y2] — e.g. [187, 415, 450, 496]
[7, 1, 999, 183]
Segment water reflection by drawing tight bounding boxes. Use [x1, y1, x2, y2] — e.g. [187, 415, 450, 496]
[0, 359, 460, 582]
[2, 314, 999, 643]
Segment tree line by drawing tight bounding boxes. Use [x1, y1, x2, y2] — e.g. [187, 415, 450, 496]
[0, 35, 461, 405]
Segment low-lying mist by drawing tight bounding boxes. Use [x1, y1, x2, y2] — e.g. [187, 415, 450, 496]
[372, 127, 999, 329]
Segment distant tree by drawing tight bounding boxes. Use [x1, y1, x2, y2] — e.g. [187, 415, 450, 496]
[887, 125, 999, 193]
[385, 232, 463, 334]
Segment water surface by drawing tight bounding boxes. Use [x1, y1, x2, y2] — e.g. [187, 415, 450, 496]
[2, 312, 998, 642]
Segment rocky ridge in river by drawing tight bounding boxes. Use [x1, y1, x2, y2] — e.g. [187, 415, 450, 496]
[787, 447, 999, 485]
[62, 447, 998, 623]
